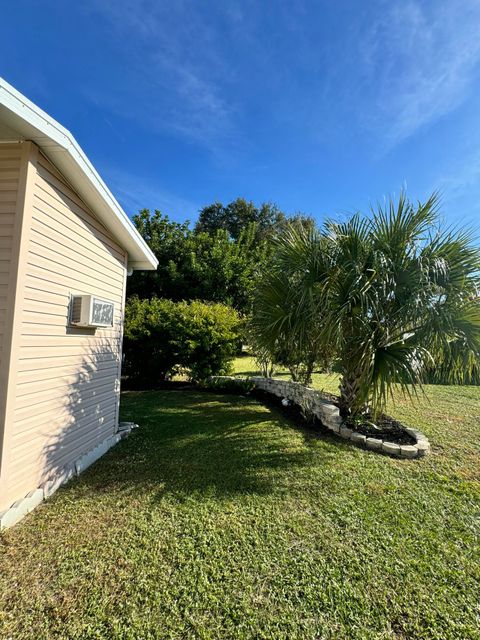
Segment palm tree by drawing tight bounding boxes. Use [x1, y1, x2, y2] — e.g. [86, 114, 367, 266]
[250, 224, 333, 384]
[252, 193, 480, 417]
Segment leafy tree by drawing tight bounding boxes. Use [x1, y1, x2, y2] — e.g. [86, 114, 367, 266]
[195, 197, 287, 242]
[193, 201, 225, 235]
[127, 209, 267, 311]
[252, 192, 480, 417]
[128, 203, 316, 314]
[127, 209, 191, 300]
[180, 224, 269, 310]
[285, 212, 317, 234]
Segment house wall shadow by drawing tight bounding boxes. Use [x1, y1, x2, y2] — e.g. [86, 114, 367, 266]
[39, 338, 121, 491]
[38, 338, 342, 502]
[70, 389, 343, 502]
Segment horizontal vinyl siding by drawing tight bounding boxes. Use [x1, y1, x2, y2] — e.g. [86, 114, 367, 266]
[7, 152, 127, 502]
[0, 146, 21, 376]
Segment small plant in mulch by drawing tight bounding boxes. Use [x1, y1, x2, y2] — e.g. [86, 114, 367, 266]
[344, 414, 416, 445]
[308, 389, 416, 445]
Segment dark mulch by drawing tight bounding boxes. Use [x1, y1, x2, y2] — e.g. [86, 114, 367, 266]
[345, 416, 416, 445]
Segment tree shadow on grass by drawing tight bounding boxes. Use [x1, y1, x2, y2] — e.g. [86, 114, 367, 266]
[77, 390, 337, 501]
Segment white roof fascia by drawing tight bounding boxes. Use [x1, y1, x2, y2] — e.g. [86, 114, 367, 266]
[0, 77, 158, 271]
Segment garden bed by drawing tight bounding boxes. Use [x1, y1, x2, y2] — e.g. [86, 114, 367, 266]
[345, 414, 416, 445]
[208, 376, 430, 458]
[253, 387, 416, 446]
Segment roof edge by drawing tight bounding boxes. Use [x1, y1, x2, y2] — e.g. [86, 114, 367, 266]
[0, 77, 158, 271]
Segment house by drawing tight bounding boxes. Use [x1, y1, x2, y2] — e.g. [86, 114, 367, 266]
[0, 78, 158, 528]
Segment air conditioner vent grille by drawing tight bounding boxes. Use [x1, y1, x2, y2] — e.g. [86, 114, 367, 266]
[70, 296, 83, 324]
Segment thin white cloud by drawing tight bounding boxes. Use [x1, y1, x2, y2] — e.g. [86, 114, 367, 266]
[84, 0, 238, 153]
[440, 154, 480, 196]
[83, 0, 480, 160]
[359, 0, 480, 146]
[102, 165, 199, 222]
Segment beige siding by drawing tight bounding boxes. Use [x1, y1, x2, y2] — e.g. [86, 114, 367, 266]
[2, 150, 127, 507]
[0, 143, 26, 508]
[0, 145, 22, 379]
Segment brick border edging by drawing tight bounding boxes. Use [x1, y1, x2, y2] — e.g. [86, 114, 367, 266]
[210, 376, 430, 459]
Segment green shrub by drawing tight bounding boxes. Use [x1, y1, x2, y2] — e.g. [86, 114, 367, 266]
[203, 376, 255, 394]
[123, 298, 241, 384]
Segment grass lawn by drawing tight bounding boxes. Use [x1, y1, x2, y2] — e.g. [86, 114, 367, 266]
[0, 361, 479, 638]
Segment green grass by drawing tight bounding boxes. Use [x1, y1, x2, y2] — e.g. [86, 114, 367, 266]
[0, 362, 479, 639]
[234, 355, 480, 478]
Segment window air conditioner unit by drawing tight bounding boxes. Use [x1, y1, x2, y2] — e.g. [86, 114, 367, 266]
[70, 295, 114, 328]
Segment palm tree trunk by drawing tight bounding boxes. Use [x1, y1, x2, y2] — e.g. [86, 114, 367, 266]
[288, 365, 299, 382]
[304, 354, 315, 386]
[339, 364, 365, 417]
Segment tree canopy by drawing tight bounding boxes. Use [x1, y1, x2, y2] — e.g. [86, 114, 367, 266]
[195, 198, 287, 242]
[127, 199, 313, 312]
[127, 206, 272, 311]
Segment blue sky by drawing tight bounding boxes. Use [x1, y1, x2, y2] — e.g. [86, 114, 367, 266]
[2, 0, 480, 230]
